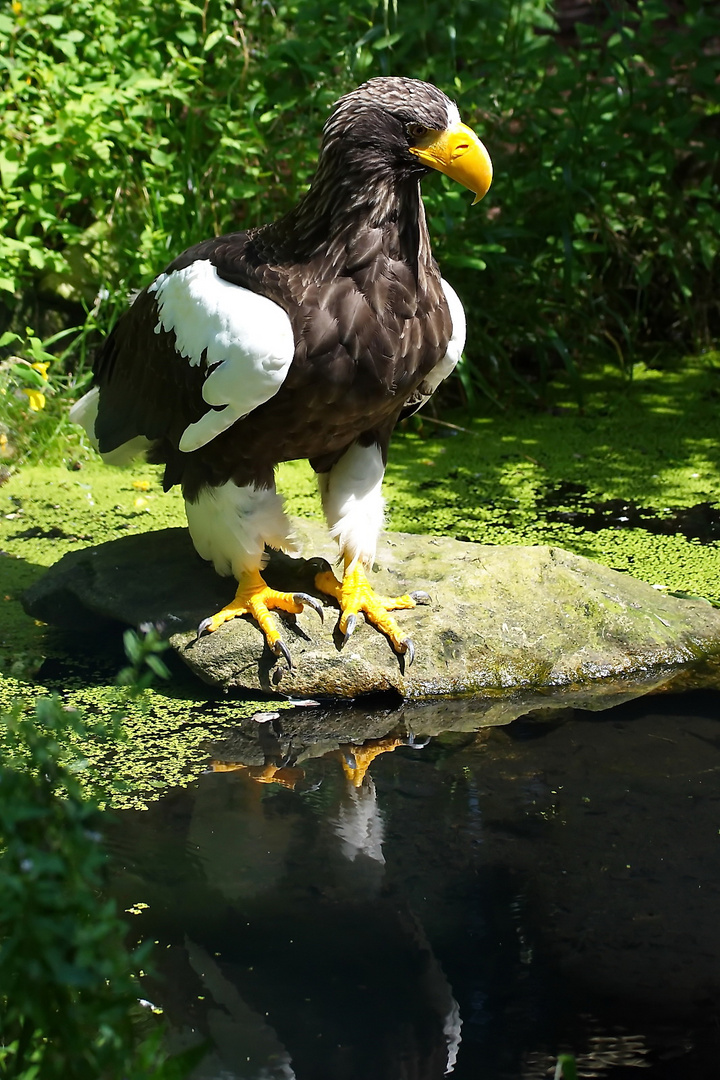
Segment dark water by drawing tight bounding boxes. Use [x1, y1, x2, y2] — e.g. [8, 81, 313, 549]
[107, 688, 720, 1079]
[541, 482, 720, 544]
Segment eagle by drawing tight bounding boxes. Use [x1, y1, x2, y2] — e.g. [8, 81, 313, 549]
[70, 77, 492, 668]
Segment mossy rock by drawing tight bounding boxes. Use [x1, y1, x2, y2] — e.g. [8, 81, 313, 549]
[22, 522, 720, 700]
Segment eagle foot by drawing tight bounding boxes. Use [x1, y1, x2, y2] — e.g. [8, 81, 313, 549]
[336, 734, 407, 787]
[196, 571, 322, 667]
[314, 564, 422, 664]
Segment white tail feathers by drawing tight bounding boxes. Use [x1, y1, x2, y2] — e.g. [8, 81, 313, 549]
[69, 386, 151, 466]
[68, 386, 100, 447]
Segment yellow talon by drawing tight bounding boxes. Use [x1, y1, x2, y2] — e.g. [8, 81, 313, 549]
[315, 561, 424, 659]
[209, 761, 304, 789]
[197, 570, 323, 665]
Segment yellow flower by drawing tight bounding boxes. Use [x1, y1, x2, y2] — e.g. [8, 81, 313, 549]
[12, 1, 22, 14]
[132, 479, 151, 491]
[30, 361, 50, 380]
[23, 388, 46, 411]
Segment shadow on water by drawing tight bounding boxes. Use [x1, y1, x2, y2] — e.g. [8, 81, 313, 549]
[107, 686, 720, 1079]
[542, 482, 720, 544]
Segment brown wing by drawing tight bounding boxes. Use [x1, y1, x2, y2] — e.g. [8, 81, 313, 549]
[91, 220, 452, 496]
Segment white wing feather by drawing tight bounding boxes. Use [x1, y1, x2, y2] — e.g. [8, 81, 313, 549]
[423, 278, 466, 394]
[149, 259, 295, 453]
[402, 278, 466, 417]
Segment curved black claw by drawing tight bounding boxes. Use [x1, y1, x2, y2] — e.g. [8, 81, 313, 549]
[294, 592, 324, 622]
[196, 617, 214, 641]
[400, 638, 415, 667]
[341, 613, 357, 648]
[409, 590, 431, 605]
[272, 638, 293, 671]
[406, 734, 431, 749]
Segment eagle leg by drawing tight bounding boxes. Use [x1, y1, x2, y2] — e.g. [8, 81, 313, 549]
[314, 561, 428, 664]
[196, 570, 323, 667]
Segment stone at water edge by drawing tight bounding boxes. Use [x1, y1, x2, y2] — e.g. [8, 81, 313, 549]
[21, 522, 720, 699]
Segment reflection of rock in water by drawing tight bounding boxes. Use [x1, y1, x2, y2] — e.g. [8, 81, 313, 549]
[134, 764, 463, 1079]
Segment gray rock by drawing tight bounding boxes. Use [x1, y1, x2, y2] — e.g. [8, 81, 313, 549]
[22, 523, 720, 699]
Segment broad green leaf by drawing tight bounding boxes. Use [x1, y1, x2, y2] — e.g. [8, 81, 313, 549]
[203, 28, 225, 52]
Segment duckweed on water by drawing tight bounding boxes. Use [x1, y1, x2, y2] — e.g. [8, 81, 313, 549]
[0, 358, 718, 805]
[385, 359, 720, 600]
[0, 672, 298, 810]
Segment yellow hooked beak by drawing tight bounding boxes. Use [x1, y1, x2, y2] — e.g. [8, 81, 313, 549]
[409, 120, 493, 205]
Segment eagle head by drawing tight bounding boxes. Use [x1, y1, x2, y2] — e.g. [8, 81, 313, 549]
[322, 76, 493, 205]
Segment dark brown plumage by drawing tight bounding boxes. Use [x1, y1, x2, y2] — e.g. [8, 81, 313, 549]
[72, 77, 492, 665]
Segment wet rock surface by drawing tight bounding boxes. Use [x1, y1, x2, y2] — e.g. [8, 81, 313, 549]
[22, 522, 720, 699]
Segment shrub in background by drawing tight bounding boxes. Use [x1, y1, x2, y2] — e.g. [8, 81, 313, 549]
[441, 0, 720, 400]
[0, 0, 717, 413]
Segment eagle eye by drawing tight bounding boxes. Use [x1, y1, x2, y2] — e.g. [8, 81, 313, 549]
[405, 122, 428, 142]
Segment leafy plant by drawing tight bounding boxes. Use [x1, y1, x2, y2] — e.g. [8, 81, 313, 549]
[0, 0, 717, 423]
[0, 697, 151, 1079]
[118, 624, 171, 695]
[0, 324, 92, 464]
[0, 328, 54, 424]
[555, 1052, 578, 1080]
[0, 627, 190, 1079]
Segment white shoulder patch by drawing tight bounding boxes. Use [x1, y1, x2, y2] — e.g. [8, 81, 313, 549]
[149, 259, 295, 453]
[440, 277, 467, 369]
[418, 278, 466, 398]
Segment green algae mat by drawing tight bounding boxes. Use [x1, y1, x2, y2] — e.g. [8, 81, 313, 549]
[1, 358, 718, 805]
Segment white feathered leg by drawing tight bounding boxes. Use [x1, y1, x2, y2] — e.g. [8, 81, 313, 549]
[315, 442, 429, 662]
[317, 441, 386, 570]
[185, 481, 296, 579]
[186, 480, 322, 664]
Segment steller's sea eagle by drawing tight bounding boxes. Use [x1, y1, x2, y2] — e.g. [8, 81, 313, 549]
[70, 77, 492, 667]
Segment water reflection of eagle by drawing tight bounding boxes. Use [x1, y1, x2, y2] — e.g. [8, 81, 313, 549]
[125, 736, 462, 1079]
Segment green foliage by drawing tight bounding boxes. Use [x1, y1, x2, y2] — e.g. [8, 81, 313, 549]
[555, 1053, 578, 1080]
[451, 0, 720, 396]
[0, 698, 153, 1078]
[0, 0, 717, 410]
[0, 0, 335, 313]
[118, 625, 172, 694]
[0, 324, 91, 464]
[0, 629, 185, 1079]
